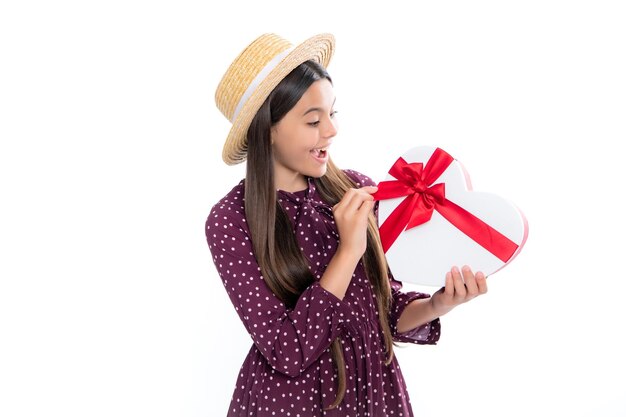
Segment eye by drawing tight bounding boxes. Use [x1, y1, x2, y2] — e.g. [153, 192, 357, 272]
[307, 110, 338, 127]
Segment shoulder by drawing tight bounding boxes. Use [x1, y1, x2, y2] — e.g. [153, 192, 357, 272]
[342, 168, 377, 187]
[205, 179, 248, 236]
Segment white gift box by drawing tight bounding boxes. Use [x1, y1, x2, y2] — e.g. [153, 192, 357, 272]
[374, 146, 528, 287]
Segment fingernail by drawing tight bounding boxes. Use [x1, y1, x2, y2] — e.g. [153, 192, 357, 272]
[462, 265, 470, 272]
[452, 266, 459, 273]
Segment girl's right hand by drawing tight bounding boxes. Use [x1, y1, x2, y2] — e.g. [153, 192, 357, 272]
[331, 186, 378, 259]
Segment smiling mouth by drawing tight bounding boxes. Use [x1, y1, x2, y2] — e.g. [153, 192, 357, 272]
[311, 147, 328, 158]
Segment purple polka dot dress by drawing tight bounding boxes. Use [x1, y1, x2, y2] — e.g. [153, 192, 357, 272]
[205, 169, 441, 416]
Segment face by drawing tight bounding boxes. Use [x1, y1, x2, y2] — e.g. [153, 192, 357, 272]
[270, 79, 338, 191]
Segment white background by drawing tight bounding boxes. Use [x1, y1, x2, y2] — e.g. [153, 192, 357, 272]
[1, 1, 625, 416]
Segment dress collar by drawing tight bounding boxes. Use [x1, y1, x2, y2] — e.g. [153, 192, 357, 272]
[277, 176, 316, 203]
[277, 176, 335, 219]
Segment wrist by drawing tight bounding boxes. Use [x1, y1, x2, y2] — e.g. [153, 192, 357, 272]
[429, 294, 452, 318]
[335, 243, 363, 265]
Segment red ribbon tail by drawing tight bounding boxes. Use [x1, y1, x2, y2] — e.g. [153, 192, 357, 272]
[436, 199, 519, 263]
[378, 193, 419, 253]
[372, 180, 413, 201]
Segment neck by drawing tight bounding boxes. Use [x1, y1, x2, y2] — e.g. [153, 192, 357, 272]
[274, 170, 308, 193]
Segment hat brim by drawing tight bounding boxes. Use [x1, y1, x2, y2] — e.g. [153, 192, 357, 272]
[222, 33, 335, 165]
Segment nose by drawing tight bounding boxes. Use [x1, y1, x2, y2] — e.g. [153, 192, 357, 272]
[322, 116, 338, 139]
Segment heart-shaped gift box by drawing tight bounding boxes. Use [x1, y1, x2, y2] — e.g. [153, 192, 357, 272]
[373, 146, 528, 287]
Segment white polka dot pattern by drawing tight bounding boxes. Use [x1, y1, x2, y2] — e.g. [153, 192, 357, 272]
[205, 169, 441, 416]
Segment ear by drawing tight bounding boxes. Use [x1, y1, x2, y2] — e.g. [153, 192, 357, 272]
[270, 126, 277, 145]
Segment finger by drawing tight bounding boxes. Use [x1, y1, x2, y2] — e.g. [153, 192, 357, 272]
[335, 188, 357, 213]
[346, 190, 374, 213]
[357, 199, 375, 217]
[451, 266, 467, 299]
[335, 188, 375, 215]
[444, 270, 454, 296]
[360, 185, 379, 195]
[354, 202, 373, 224]
[462, 265, 479, 297]
[475, 271, 488, 294]
[340, 188, 357, 204]
[339, 186, 375, 205]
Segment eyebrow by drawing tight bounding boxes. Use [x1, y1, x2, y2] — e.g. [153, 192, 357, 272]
[302, 97, 337, 117]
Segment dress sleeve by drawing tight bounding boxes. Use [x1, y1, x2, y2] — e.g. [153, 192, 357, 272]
[205, 201, 361, 378]
[343, 168, 441, 345]
[387, 270, 441, 344]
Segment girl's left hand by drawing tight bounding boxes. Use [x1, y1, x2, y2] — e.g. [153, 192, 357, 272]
[430, 265, 488, 317]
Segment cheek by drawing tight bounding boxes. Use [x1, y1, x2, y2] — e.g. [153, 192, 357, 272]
[274, 140, 308, 162]
[288, 129, 316, 153]
[273, 125, 317, 159]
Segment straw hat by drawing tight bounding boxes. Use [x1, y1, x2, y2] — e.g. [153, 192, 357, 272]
[215, 33, 335, 165]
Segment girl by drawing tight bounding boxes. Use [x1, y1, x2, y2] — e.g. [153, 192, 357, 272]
[206, 33, 487, 417]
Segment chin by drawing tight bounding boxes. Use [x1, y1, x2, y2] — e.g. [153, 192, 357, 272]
[304, 165, 327, 179]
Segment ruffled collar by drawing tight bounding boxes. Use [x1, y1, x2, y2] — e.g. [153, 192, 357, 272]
[276, 176, 316, 204]
[276, 176, 334, 215]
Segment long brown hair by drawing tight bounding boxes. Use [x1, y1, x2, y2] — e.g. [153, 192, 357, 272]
[244, 60, 394, 410]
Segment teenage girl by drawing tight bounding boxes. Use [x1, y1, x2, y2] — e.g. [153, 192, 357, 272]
[206, 33, 487, 416]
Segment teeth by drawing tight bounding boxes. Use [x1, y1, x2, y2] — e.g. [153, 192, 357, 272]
[311, 147, 329, 157]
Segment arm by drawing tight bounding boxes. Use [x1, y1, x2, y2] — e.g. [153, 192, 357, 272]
[396, 298, 438, 334]
[318, 246, 361, 301]
[320, 184, 378, 301]
[344, 169, 488, 342]
[205, 202, 362, 378]
[387, 271, 441, 344]
[395, 265, 488, 333]
[396, 265, 488, 333]
[343, 169, 442, 345]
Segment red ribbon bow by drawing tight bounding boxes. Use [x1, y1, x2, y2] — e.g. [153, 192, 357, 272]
[372, 148, 518, 262]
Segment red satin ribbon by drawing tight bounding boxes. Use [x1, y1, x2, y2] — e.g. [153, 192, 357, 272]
[372, 148, 518, 262]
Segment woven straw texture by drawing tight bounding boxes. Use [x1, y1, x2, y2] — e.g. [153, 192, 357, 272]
[215, 33, 335, 165]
